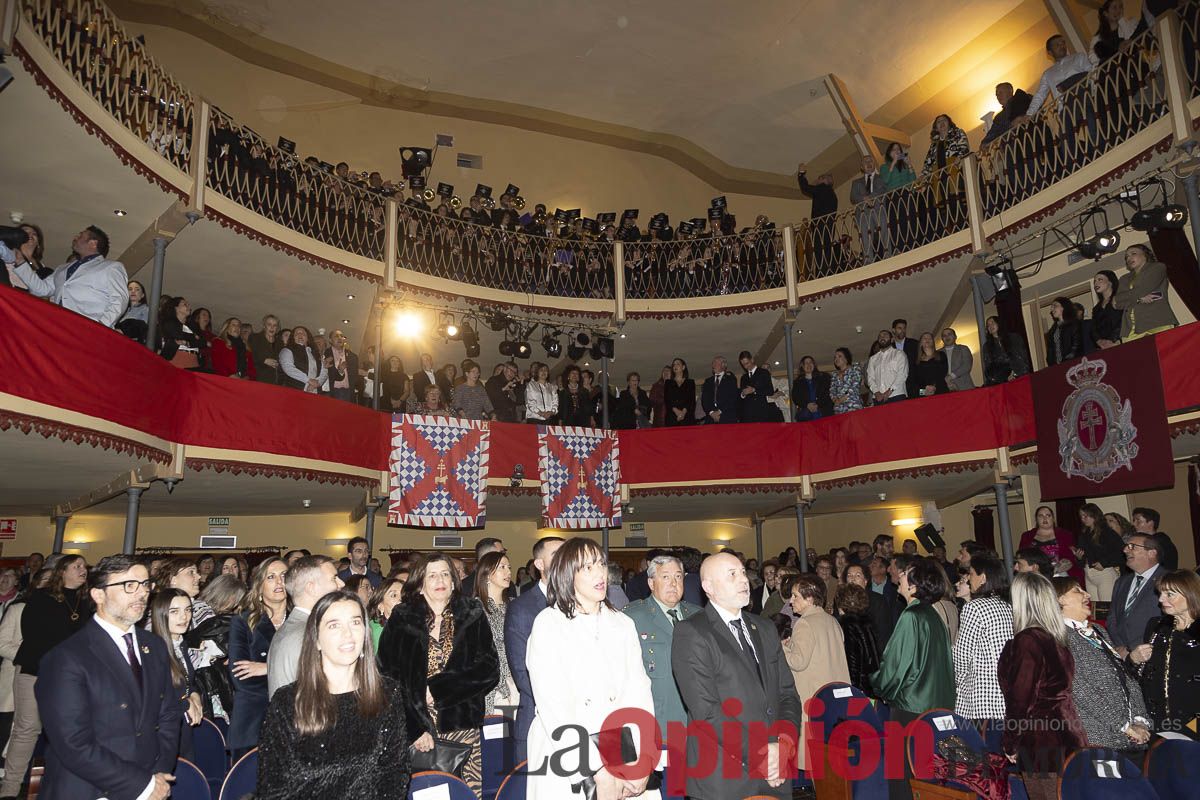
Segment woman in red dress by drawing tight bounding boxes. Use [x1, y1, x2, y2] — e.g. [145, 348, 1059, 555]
[1018, 506, 1084, 583]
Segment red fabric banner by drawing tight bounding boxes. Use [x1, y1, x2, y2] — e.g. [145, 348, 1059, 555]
[1032, 336, 1174, 501]
[387, 414, 489, 528]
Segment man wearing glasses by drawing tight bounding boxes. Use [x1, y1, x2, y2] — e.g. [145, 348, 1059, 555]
[34, 555, 181, 800]
[1107, 535, 1164, 658]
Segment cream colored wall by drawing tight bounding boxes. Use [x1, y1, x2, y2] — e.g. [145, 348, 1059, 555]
[127, 23, 801, 226]
[1129, 463, 1196, 569]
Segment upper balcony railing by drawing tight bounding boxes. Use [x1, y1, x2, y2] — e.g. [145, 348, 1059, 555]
[22, 0, 194, 175]
[14, 0, 1199, 307]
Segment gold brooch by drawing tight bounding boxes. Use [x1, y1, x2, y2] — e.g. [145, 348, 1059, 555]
[141, 646, 150, 654]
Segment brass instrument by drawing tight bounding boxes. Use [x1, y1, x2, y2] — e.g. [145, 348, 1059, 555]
[423, 187, 436, 202]
[514, 195, 526, 211]
[450, 195, 462, 210]
[483, 196, 496, 209]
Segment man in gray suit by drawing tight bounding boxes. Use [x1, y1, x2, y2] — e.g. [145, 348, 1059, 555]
[624, 555, 702, 742]
[850, 155, 889, 263]
[267, 555, 343, 697]
[671, 553, 802, 799]
[940, 328, 976, 391]
[12, 226, 129, 327]
[1107, 534, 1164, 658]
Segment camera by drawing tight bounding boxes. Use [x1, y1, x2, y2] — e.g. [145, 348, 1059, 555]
[0, 225, 29, 250]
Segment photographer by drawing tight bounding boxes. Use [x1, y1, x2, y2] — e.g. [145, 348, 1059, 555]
[485, 361, 521, 422]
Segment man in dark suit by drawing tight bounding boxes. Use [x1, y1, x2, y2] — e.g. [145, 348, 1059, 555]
[867, 555, 901, 647]
[503, 535, 564, 762]
[36, 555, 179, 800]
[461, 537, 505, 596]
[1132, 506, 1179, 570]
[700, 355, 741, 424]
[737, 350, 775, 423]
[1108, 533, 1165, 657]
[624, 552, 657, 604]
[981, 82, 1033, 145]
[411, 352, 451, 410]
[797, 163, 839, 271]
[671, 553, 802, 799]
[891, 318, 920, 398]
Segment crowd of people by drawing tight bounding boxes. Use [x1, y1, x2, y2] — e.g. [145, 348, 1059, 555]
[0, 499, 1193, 799]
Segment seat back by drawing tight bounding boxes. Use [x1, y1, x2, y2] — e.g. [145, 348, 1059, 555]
[1144, 738, 1200, 800]
[409, 770, 481, 799]
[218, 748, 258, 800]
[808, 683, 887, 800]
[193, 718, 229, 795]
[811, 682, 884, 741]
[1059, 747, 1160, 800]
[173, 757, 213, 800]
[493, 761, 529, 800]
[480, 714, 513, 800]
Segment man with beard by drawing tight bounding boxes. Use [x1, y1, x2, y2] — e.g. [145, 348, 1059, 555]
[35, 555, 180, 800]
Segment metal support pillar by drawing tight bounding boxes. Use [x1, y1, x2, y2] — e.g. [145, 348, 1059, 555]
[144, 237, 168, 352]
[600, 356, 611, 429]
[794, 502, 809, 572]
[783, 321, 796, 422]
[994, 481, 1015, 577]
[372, 310, 384, 411]
[753, 515, 764, 566]
[52, 515, 68, 553]
[364, 500, 379, 553]
[122, 487, 144, 555]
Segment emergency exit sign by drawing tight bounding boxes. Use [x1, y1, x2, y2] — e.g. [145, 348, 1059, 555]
[0, 520, 14, 540]
[208, 517, 230, 527]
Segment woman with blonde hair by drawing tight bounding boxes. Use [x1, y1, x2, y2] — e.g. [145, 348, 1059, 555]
[997, 572, 1084, 800]
[227, 556, 289, 758]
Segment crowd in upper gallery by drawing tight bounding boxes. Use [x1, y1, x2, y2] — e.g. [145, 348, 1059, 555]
[1, 501, 1197, 799]
[0, 215, 1182, 429]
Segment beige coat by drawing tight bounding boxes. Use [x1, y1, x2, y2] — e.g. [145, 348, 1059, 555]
[783, 604, 850, 770]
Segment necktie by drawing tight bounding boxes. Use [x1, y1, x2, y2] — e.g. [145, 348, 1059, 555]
[667, 609, 680, 626]
[1125, 575, 1145, 612]
[731, 618, 762, 685]
[123, 632, 143, 690]
[64, 259, 84, 282]
[867, 174, 873, 193]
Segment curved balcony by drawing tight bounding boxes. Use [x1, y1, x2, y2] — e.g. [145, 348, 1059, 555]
[9, 0, 1200, 320]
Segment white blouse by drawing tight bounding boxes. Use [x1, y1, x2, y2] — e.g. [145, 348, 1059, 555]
[525, 380, 559, 420]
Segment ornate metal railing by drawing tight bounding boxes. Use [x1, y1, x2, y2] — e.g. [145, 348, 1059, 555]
[395, 204, 614, 298]
[1182, 0, 1200, 98]
[22, 0, 194, 175]
[205, 109, 386, 260]
[977, 26, 1168, 218]
[622, 224, 784, 298]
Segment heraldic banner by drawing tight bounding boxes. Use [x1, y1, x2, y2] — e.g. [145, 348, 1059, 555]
[388, 414, 490, 528]
[537, 426, 621, 529]
[1032, 336, 1172, 501]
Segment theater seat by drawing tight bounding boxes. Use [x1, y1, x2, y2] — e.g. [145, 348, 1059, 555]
[493, 761, 529, 800]
[193, 718, 230, 797]
[905, 710, 1028, 800]
[1059, 748, 1160, 800]
[480, 714, 513, 800]
[808, 682, 887, 800]
[409, 771, 480, 799]
[1143, 738, 1200, 799]
[218, 748, 258, 800]
[172, 757, 213, 800]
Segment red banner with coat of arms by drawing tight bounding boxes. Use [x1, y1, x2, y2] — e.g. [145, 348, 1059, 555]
[388, 414, 490, 528]
[537, 426, 621, 529]
[1032, 336, 1173, 501]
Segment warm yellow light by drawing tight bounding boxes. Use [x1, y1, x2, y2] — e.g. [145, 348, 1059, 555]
[891, 518, 922, 527]
[393, 310, 423, 338]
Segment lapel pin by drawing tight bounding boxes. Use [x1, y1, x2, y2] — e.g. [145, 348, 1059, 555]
[141, 646, 150, 654]
[640, 633, 648, 640]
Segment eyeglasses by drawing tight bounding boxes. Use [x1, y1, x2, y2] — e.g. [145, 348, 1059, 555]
[102, 579, 152, 593]
[1124, 543, 1151, 551]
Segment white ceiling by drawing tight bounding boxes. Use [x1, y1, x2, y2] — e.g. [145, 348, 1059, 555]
[179, 0, 1024, 172]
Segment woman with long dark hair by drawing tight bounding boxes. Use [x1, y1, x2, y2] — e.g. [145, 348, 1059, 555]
[1074, 502, 1125, 603]
[558, 365, 593, 427]
[116, 279, 150, 342]
[1091, 0, 1138, 63]
[1091, 269, 1122, 348]
[663, 357, 696, 427]
[149, 589, 204, 759]
[366, 578, 403, 652]
[0, 555, 89, 799]
[524, 537, 656, 799]
[158, 296, 206, 369]
[1019, 506, 1083, 583]
[257, 591, 408, 799]
[982, 315, 1031, 385]
[378, 553, 498, 796]
[791, 355, 833, 421]
[227, 556, 289, 758]
[279, 325, 328, 393]
[210, 318, 258, 380]
[474, 551, 518, 715]
[1132, 570, 1200, 741]
[381, 356, 410, 412]
[1044, 297, 1082, 365]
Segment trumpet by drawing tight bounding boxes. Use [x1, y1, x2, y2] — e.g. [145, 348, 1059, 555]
[450, 195, 462, 210]
[422, 187, 436, 202]
[483, 196, 496, 209]
[514, 195, 526, 211]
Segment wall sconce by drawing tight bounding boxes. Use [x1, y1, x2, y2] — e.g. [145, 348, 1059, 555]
[63, 541, 92, 550]
[890, 518, 923, 527]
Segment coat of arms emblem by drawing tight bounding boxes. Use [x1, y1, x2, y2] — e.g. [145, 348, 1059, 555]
[1056, 357, 1138, 482]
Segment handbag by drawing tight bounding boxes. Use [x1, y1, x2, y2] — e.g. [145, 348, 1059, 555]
[409, 736, 472, 777]
[572, 728, 662, 798]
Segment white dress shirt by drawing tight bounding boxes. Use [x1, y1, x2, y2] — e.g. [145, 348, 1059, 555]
[867, 347, 908, 398]
[91, 616, 155, 800]
[14, 255, 129, 327]
[278, 346, 328, 393]
[710, 601, 758, 662]
[1026, 53, 1094, 116]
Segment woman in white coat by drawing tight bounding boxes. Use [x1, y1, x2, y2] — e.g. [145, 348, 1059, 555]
[525, 537, 660, 800]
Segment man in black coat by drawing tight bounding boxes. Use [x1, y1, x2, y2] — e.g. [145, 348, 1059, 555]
[485, 362, 521, 423]
[797, 164, 839, 271]
[700, 355, 741, 424]
[981, 82, 1033, 145]
[411, 352, 452, 411]
[737, 350, 776, 423]
[891, 318, 920, 398]
[671, 553, 802, 799]
[35, 555, 180, 800]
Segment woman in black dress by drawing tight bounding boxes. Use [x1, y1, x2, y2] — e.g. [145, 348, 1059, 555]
[1132, 570, 1200, 741]
[912, 332, 949, 396]
[257, 590, 408, 799]
[1044, 297, 1082, 366]
[663, 357, 696, 426]
[982, 316, 1031, 385]
[1091, 269, 1122, 349]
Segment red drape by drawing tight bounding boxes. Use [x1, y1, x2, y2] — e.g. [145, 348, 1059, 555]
[1149, 227, 1200, 321]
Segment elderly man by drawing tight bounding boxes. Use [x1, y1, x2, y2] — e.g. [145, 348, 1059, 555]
[671, 553, 802, 799]
[701, 355, 741, 424]
[12, 226, 127, 327]
[941, 328, 976, 391]
[267, 555, 343, 697]
[249, 314, 285, 385]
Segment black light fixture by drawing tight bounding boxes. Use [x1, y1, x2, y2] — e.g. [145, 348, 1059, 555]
[460, 321, 480, 358]
[984, 260, 1020, 299]
[566, 331, 590, 361]
[1076, 207, 1120, 260]
[590, 336, 615, 360]
[1131, 204, 1188, 232]
[542, 332, 563, 358]
[399, 146, 431, 177]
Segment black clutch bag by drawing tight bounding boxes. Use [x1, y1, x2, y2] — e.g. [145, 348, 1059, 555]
[572, 728, 662, 798]
[409, 736, 473, 777]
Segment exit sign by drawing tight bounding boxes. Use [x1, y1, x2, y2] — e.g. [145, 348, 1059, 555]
[628, 522, 645, 533]
[208, 517, 230, 527]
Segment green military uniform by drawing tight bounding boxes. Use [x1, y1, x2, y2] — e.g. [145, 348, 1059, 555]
[623, 596, 703, 738]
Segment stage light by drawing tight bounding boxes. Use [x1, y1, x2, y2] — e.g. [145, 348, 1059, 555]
[499, 339, 515, 357]
[460, 322, 480, 357]
[590, 336, 615, 359]
[446, 322, 460, 339]
[435, 312, 461, 341]
[542, 333, 562, 358]
[1077, 229, 1121, 260]
[514, 341, 532, 359]
[393, 310, 423, 338]
[1131, 204, 1188, 231]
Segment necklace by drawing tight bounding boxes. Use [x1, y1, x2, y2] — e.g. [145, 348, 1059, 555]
[63, 590, 81, 622]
